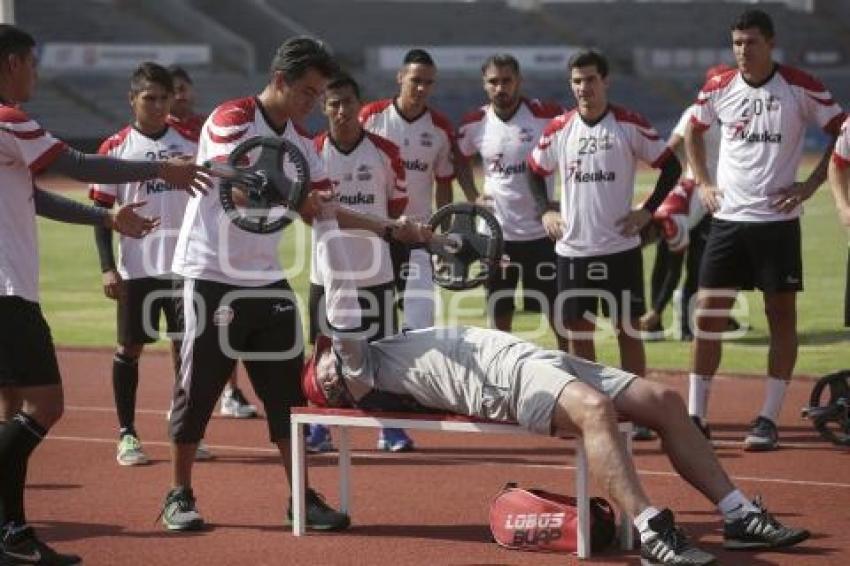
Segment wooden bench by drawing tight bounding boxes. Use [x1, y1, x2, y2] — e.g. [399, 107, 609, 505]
[290, 407, 634, 559]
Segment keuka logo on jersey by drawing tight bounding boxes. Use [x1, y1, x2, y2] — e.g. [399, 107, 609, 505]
[487, 153, 527, 177]
[736, 130, 783, 143]
[144, 180, 179, 194]
[355, 164, 373, 181]
[566, 160, 615, 183]
[337, 192, 376, 206]
[402, 158, 429, 172]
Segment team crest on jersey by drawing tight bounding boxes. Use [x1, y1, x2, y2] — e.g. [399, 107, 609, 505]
[519, 127, 535, 143]
[213, 305, 235, 326]
[356, 164, 373, 181]
[420, 132, 433, 147]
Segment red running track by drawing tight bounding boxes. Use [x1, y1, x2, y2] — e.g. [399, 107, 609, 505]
[20, 349, 850, 565]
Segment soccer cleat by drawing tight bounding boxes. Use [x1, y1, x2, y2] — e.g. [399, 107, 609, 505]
[219, 387, 258, 419]
[1, 526, 81, 565]
[723, 497, 810, 550]
[306, 424, 335, 453]
[194, 440, 213, 461]
[160, 486, 204, 531]
[116, 433, 149, 466]
[640, 509, 716, 565]
[376, 428, 414, 452]
[286, 488, 351, 531]
[743, 416, 778, 451]
[690, 416, 711, 440]
[632, 425, 657, 441]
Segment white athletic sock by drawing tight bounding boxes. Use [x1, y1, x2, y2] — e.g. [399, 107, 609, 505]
[634, 506, 663, 543]
[688, 373, 713, 420]
[758, 377, 788, 422]
[717, 490, 758, 522]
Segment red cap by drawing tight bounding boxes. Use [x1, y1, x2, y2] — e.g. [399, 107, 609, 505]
[301, 334, 333, 407]
[705, 64, 733, 82]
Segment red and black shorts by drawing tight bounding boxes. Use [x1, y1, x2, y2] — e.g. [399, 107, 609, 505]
[0, 296, 61, 387]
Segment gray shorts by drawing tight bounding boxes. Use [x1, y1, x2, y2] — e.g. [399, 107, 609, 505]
[489, 343, 636, 435]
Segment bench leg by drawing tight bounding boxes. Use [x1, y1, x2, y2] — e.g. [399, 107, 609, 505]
[291, 419, 307, 536]
[338, 426, 350, 514]
[575, 440, 590, 559]
[619, 426, 635, 551]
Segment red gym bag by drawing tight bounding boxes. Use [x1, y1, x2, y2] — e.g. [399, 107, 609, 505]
[489, 482, 616, 553]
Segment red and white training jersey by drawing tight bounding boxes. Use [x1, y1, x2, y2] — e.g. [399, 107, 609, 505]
[457, 98, 562, 241]
[166, 113, 204, 142]
[172, 96, 329, 286]
[691, 65, 844, 222]
[359, 99, 454, 221]
[832, 115, 850, 170]
[673, 104, 721, 185]
[529, 105, 670, 257]
[0, 104, 66, 303]
[89, 125, 196, 280]
[310, 131, 408, 287]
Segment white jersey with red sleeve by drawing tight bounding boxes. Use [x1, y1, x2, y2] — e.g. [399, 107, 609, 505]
[529, 105, 671, 257]
[309, 131, 408, 287]
[457, 98, 562, 241]
[691, 65, 844, 222]
[359, 99, 454, 221]
[833, 115, 850, 170]
[0, 104, 66, 302]
[89, 125, 196, 280]
[172, 96, 330, 286]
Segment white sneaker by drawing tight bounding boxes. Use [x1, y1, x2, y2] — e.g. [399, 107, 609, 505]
[219, 387, 258, 419]
[195, 440, 214, 461]
[117, 434, 149, 466]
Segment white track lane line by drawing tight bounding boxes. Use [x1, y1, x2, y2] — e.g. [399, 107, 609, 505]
[47, 433, 850, 490]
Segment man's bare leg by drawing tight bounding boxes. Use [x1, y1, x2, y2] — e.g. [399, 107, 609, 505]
[564, 318, 596, 361]
[551, 381, 650, 517]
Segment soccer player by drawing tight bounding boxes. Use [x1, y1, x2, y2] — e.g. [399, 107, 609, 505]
[528, 50, 682, 440]
[828, 114, 850, 328]
[90, 62, 208, 466]
[358, 48, 455, 451]
[685, 9, 844, 450]
[166, 65, 258, 420]
[304, 200, 812, 566]
[455, 54, 564, 343]
[0, 24, 208, 565]
[305, 74, 408, 453]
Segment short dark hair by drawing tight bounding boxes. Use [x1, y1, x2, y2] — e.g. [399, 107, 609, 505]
[0, 24, 35, 62]
[167, 64, 193, 84]
[481, 53, 520, 76]
[732, 9, 775, 39]
[270, 36, 339, 83]
[402, 48, 435, 67]
[326, 73, 361, 100]
[130, 62, 174, 94]
[568, 50, 609, 78]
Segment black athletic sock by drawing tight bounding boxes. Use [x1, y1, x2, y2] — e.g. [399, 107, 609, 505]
[113, 353, 139, 435]
[0, 413, 47, 526]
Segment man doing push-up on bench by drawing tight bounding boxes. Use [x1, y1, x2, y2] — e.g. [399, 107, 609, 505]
[302, 199, 809, 566]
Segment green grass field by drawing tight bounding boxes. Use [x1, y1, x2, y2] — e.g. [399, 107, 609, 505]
[38, 165, 849, 377]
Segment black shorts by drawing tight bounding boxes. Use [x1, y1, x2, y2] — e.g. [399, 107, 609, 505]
[486, 237, 557, 318]
[555, 246, 646, 324]
[0, 297, 61, 387]
[117, 277, 181, 345]
[700, 218, 803, 292]
[308, 281, 396, 344]
[169, 278, 304, 443]
[389, 239, 411, 298]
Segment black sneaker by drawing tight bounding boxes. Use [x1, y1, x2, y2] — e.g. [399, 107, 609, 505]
[286, 488, 351, 531]
[723, 498, 810, 550]
[743, 416, 778, 451]
[160, 486, 204, 531]
[691, 416, 711, 440]
[640, 509, 716, 565]
[1, 526, 81, 565]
